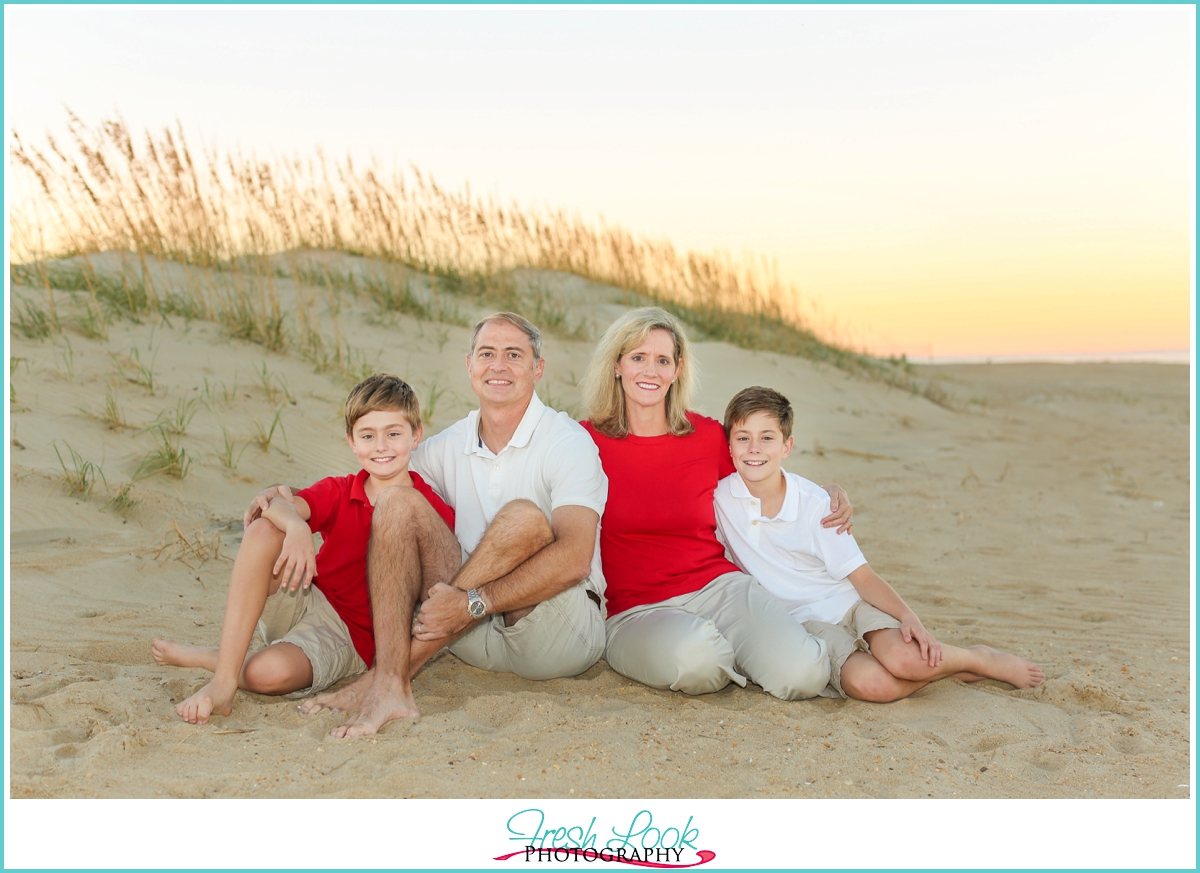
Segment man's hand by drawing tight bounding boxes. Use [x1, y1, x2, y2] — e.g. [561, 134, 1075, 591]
[820, 484, 854, 534]
[274, 522, 318, 592]
[244, 484, 295, 528]
[900, 614, 942, 667]
[414, 583, 475, 641]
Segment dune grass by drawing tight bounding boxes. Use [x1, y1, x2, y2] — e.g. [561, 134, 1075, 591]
[54, 442, 105, 499]
[10, 113, 941, 401]
[133, 426, 190, 481]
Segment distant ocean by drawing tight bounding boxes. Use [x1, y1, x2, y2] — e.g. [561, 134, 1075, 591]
[924, 349, 1191, 365]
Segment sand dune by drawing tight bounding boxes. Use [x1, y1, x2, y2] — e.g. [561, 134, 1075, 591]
[7, 253, 1191, 803]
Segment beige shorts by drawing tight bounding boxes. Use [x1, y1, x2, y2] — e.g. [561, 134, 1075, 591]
[255, 584, 368, 698]
[802, 601, 902, 699]
[448, 584, 605, 681]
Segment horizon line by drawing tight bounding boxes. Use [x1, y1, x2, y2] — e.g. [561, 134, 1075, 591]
[920, 349, 1191, 366]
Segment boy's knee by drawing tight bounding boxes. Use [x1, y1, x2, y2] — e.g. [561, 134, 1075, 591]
[842, 666, 905, 703]
[243, 517, 285, 550]
[243, 650, 308, 695]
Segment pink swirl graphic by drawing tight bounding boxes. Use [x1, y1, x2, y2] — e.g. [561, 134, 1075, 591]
[493, 849, 716, 868]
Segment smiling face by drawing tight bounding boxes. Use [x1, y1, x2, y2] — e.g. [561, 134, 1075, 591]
[615, 329, 681, 415]
[347, 409, 421, 488]
[728, 410, 794, 485]
[466, 319, 544, 412]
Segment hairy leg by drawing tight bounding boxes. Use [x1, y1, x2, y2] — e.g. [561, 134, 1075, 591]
[406, 499, 554, 674]
[867, 629, 1045, 692]
[171, 519, 287, 725]
[438, 499, 554, 627]
[328, 486, 461, 738]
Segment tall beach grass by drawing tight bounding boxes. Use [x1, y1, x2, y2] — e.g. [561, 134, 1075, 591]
[10, 113, 930, 395]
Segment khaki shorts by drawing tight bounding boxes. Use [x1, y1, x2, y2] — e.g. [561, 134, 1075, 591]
[255, 585, 367, 698]
[802, 601, 901, 699]
[448, 584, 605, 682]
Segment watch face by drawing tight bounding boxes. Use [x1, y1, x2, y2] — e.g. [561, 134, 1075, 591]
[468, 593, 486, 617]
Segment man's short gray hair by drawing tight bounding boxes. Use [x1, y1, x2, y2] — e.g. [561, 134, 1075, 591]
[469, 312, 543, 360]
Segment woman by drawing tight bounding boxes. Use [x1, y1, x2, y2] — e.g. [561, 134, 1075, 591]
[580, 307, 851, 699]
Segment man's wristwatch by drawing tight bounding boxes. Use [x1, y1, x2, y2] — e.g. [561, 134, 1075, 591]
[466, 589, 487, 620]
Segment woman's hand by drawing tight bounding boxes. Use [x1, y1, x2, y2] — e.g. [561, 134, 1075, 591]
[820, 484, 854, 534]
[900, 614, 943, 667]
[244, 484, 295, 528]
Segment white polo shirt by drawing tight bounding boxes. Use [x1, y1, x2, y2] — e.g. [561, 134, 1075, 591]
[411, 392, 609, 599]
[714, 470, 867, 624]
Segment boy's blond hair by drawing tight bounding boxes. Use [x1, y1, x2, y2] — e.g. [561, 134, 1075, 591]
[723, 386, 794, 440]
[344, 374, 421, 433]
[582, 307, 696, 439]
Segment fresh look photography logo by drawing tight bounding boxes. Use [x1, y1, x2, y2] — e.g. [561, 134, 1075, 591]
[495, 808, 716, 867]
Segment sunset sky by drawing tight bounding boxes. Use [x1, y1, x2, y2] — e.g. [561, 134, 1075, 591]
[5, 6, 1193, 360]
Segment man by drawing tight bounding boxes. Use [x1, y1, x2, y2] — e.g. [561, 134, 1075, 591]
[248, 312, 607, 737]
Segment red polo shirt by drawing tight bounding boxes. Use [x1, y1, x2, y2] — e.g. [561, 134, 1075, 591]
[296, 469, 454, 667]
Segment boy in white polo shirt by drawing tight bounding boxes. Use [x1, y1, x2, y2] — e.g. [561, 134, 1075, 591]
[714, 387, 1045, 701]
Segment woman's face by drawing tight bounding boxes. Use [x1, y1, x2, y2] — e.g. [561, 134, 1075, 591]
[615, 329, 681, 413]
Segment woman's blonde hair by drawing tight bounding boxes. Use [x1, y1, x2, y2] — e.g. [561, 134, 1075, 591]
[583, 307, 696, 438]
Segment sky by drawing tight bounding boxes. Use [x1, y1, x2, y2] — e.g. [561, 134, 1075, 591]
[4, 5, 1194, 360]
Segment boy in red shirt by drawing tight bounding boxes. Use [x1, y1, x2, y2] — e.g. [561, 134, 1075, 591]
[152, 374, 454, 725]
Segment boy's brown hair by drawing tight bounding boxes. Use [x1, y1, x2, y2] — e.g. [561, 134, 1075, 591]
[723, 386, 794, 440]
[344, 374, 422, 433]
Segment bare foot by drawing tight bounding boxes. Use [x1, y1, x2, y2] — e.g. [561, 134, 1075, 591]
[176, 679, 236, 725]
[300, 669, 373, 715]
[152, 638, 217, 671]
[329, 673, 419, 738]
[971, 645, 1045, 689]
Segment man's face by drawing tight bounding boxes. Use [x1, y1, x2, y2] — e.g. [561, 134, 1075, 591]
[466, 320, 544, 411]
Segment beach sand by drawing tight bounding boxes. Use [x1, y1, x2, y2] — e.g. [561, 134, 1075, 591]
[8, 256, 1191, 800]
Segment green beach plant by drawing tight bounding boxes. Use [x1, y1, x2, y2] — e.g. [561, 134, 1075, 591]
[111, 347, 157, 394]
[216, 426, 249, 471]
[151, 396, 200, 436]
[133, 425, 190, 480]
[251, 408, 288, 455]
[77, 386, 130, 430]
[103, 481, 139, 517]
[12, 298, 52, 340]
[54, 442, 106, 499]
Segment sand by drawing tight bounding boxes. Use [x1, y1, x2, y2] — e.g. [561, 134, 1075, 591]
[7, 255, 1192, 814]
